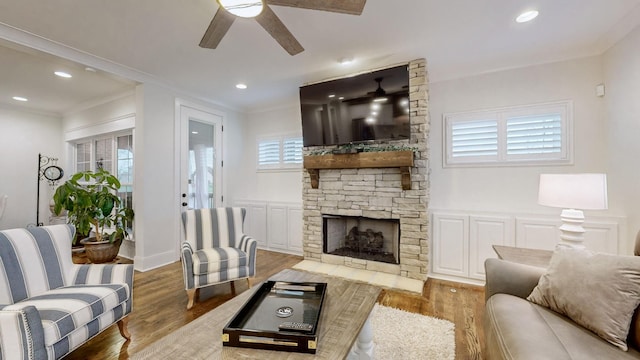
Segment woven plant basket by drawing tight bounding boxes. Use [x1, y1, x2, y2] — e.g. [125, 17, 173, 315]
[80, 237, 121, 264]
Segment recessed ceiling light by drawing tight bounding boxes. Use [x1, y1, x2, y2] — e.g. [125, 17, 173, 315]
[328, 94, 335, 98]
[236, 83, 247, 89]
[12, 96, 28, 102]
[338, 96, 345, 100]
[191, 131, 199, 134]
[54, 71, 72, 78]
[85, 67, 96, 72]
[516, 10, 539, 23]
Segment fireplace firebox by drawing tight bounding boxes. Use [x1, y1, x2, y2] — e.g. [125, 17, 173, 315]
[323, 215, 400, 264]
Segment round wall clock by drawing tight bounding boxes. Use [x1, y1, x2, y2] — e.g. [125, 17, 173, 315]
[43, 165, 64, 181]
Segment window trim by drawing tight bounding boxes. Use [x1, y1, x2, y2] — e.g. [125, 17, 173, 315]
[256, 133, 303, 172]
[443, 100, 573, 168]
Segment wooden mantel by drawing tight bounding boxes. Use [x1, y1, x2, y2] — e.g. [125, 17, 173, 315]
[303, 150, 414, 190]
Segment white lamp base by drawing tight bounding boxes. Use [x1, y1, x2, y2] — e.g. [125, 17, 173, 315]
[557, 208, 586, 249]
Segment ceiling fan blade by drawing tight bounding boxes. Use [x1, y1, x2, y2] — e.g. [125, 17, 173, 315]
[267, 0, 366, 15]
[199, 8, 236, 49]
[255, 5, 304, 56]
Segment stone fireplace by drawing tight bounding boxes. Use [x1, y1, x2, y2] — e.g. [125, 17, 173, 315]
[302, 59, 429, 281]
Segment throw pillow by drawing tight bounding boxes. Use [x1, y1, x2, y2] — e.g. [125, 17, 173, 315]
[527, 247, 640, 351]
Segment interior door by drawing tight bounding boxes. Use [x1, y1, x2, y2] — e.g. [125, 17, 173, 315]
[179, 105, 223, 213]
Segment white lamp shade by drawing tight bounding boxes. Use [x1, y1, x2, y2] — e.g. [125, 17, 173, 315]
[538, 173, 608, 210]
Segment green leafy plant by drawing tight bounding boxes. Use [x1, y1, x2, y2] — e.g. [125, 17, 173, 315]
[53, 169, 134, 243]
[309, 143, 417, 155]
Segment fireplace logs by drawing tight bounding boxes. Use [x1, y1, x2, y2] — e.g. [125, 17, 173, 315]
[345, 226, 384, 253]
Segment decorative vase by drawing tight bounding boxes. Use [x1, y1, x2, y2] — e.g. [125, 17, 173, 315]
[80, 237, 121, 264]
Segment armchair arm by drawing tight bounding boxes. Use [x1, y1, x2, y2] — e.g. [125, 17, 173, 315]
[181, 242, 195, 290]
[0, 305, 47, 360]
[237, 234, 258, 277]
[484, 258, 545, 301]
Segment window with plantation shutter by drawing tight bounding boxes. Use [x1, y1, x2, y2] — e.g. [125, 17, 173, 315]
[444, 101, 572, 167]
[257, 134, 303, 170]
[451, 119, 498, 159]
[258, 139, 280, 167]
[283, 137, 303, 164]
[506, 114, 562, 156]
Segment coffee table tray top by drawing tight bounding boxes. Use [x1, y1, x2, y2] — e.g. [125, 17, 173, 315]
[223, 281, 328, 354]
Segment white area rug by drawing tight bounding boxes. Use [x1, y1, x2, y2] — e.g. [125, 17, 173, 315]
[372, 304, 456, 360]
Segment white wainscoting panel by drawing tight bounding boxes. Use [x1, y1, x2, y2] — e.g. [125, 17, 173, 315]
[267, 204, 288, 250]
[516, 217, 619, 254]
[515, 217, 558, 250]
[432, 210, 626, 283]
[235, 201, 267, 247]
[584, 222, 619, 254]
[287, 206, 303, 253]
[432, 213, 469, 278]
[234, 200, 303, 254]
[469, 215, 515, 280]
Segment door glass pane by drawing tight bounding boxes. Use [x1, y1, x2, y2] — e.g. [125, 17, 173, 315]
[188, 120, 215, 209]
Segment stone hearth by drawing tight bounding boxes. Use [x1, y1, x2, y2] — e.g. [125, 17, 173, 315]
[302, 59, 429, 281]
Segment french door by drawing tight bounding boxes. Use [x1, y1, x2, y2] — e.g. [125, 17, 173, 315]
[178, 104, 223, 212]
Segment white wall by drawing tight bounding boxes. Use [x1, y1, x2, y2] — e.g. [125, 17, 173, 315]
[132, 83, 245, 271]
[603, 24, 640, 252]
[234, 104, 303, 204]
[63, 92, 136, 132]
[429, 56, 609, 215]
[0, 106, 62, 229]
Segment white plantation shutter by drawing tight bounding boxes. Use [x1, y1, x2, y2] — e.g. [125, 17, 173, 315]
[258, 140, 280, 166]
[257, 135, 303, 170]
[283, 137, 303, 164]
[506, 114, 562, 155]
[444, 101, 571, 167]
[451, 119, 498, 158]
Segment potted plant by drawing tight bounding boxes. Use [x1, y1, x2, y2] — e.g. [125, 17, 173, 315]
[53, 169, 134, 263]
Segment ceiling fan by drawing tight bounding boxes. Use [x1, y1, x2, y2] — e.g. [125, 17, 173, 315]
[200, 0, 367, 56]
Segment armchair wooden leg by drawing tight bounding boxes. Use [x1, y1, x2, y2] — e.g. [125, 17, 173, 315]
[246, 277, 252, 288]
[186, 288, 197, 310]
[117, 317, 131, 340]
[230, 281, 236, 295]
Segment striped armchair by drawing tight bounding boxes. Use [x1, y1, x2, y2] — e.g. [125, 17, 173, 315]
[181, 208, 257, 309]
[0, 224, 133, 360]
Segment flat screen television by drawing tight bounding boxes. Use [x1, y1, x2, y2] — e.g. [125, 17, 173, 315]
[300, 64, 410, 147]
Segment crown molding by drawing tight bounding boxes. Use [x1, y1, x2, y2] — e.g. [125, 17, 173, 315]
[0, 22, 242, 113]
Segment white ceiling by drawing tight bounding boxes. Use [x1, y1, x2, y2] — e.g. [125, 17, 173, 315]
[0, 0, 639, 114]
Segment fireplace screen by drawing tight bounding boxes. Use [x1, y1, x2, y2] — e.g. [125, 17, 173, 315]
[323, 215, 400, 264]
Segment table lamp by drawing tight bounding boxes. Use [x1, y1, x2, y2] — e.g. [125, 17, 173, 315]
[538, 173, 608, 249]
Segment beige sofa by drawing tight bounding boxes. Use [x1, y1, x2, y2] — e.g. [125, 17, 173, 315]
[484, 258, 640, 359]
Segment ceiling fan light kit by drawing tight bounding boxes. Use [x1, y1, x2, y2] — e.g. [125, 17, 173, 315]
[202, 0, 367, 55]
[217, 0, 264, 18]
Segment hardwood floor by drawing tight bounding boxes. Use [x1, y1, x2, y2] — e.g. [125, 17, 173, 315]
[67, 250, 485, 360]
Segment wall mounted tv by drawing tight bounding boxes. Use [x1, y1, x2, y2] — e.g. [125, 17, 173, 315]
[300, 64, 410, 147]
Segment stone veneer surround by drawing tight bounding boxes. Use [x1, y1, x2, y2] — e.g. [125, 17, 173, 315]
[302, 59, 429, 281]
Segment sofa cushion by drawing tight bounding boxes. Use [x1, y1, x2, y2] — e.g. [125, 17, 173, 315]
[4, 284, 129, 346]
[192, 247, 248, 275]
[486, 293, 640, 359]
[527, 248, 640, 351]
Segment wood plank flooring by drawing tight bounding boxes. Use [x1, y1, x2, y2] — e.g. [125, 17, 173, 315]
[67, 250, 485, 360]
